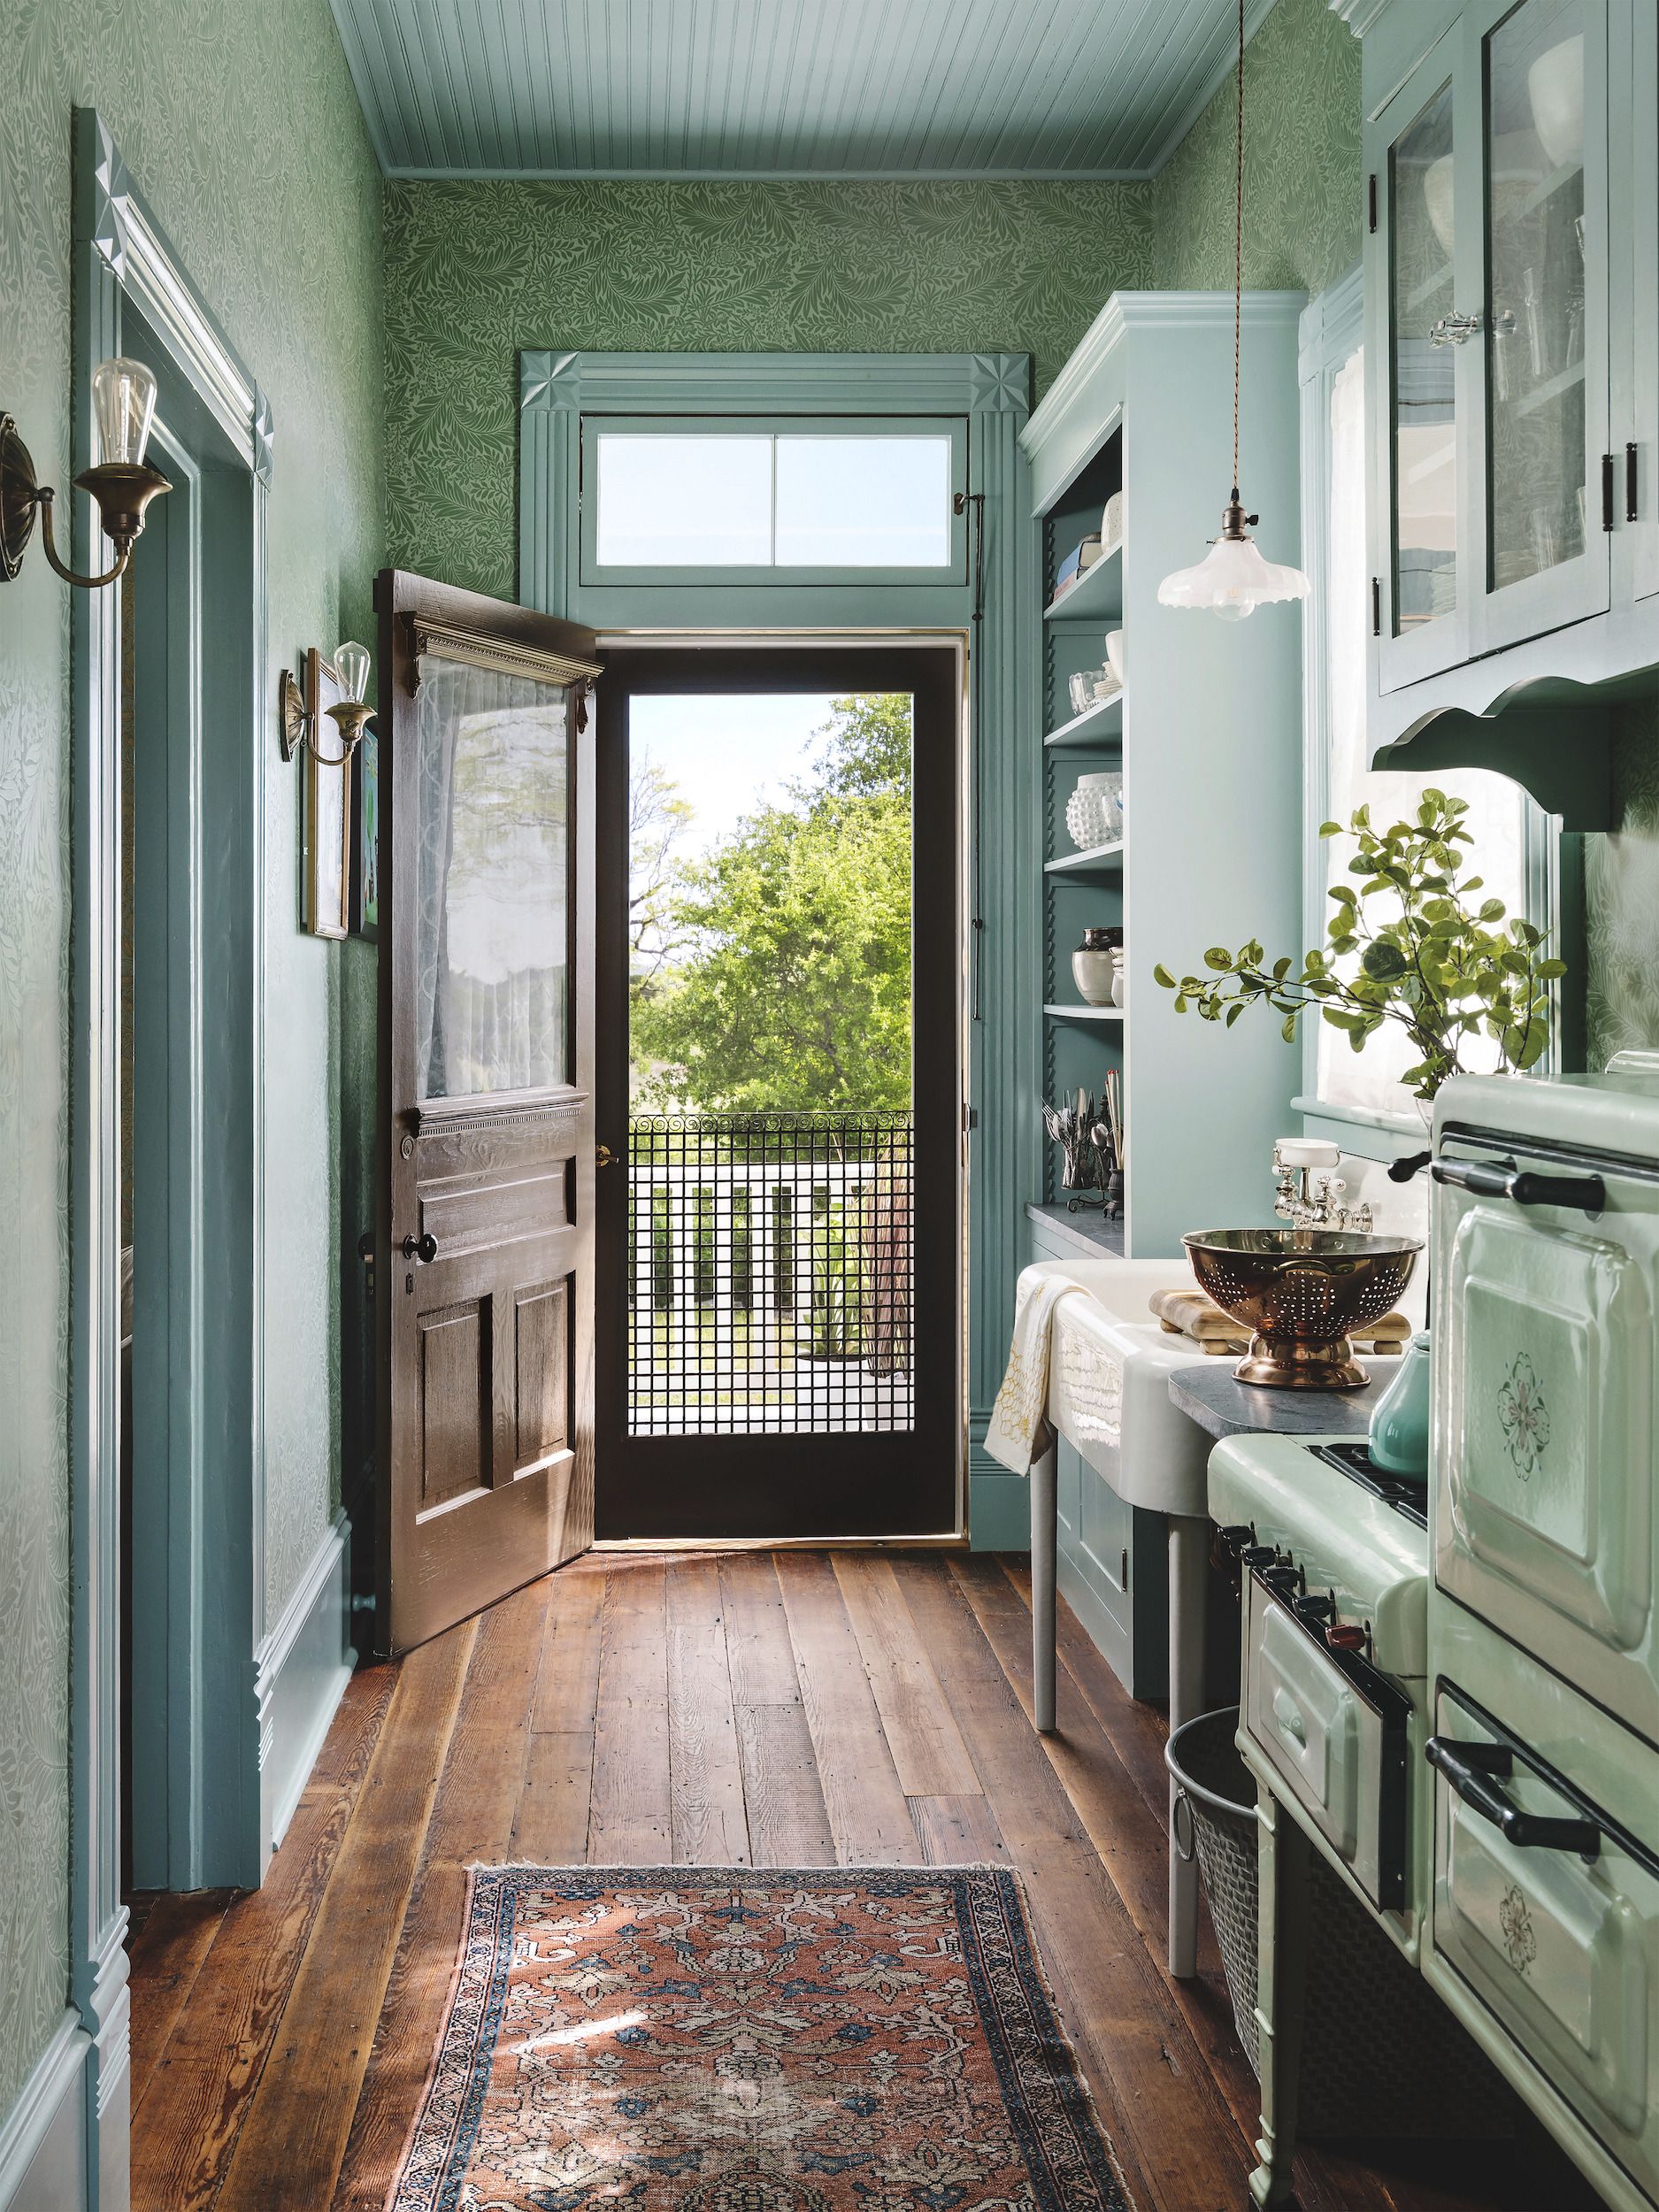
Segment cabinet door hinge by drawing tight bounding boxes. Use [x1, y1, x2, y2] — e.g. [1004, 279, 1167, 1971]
[1368, 173, 1378, 234]
[1371, 576, 1382, 636]
[1603, 452, 1617, 532]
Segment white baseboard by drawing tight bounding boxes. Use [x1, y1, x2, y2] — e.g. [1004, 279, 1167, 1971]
[254, 1510, 356, 1855]
[0, 2013, 90, 2212]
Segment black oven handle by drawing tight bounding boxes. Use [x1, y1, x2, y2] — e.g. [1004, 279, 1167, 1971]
[1431, 1157, 1605, 1215]
[1425, 1737, 1601, 1857]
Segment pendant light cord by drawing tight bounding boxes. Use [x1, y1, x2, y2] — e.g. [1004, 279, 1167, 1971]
[1233, 0, 1244, 501]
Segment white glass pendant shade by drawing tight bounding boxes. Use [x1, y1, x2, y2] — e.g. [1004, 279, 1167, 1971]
[91, 356, 157, 467]
[334, 641, 372, 701]
[1158, 530, 1310, 621]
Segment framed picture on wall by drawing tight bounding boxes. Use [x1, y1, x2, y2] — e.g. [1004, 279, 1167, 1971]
[303, 646, 351, 940]
[350, 716, 380, 940]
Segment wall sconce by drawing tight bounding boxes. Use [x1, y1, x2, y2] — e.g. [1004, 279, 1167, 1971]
[279, 641, 376, 763]
[0, 357, 172, 589]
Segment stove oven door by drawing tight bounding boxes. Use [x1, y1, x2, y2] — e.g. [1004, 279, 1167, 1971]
[1432, 1133, 1659, 1745]
[1426, 1613, 1659, 2205]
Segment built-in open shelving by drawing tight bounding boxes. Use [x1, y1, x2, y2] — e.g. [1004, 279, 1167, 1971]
[1044, 840, 1123, 875]
[1043, 1003, 1124, 1021]
[1045, 692, 1125, 746]
[1043, 541, 1123, 621]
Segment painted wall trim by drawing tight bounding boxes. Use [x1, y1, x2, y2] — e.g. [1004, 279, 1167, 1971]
[70, 104, 271, 2208]
[518, 349, 1033, 1545]
[255, 1512, 357, 1852]
[0, 2014, 89, 2212]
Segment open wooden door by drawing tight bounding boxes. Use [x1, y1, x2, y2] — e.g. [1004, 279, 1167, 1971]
[373, 571, 603, 1655]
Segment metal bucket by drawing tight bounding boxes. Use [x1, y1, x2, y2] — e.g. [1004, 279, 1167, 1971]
[1165, 1706, 1517, 2139]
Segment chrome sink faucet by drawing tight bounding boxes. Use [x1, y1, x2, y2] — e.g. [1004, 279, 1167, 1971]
[1273, 1139, 1373, 1234]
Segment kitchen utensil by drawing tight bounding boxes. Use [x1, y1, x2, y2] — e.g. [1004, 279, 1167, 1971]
[1181, 1227, 1423, 1389]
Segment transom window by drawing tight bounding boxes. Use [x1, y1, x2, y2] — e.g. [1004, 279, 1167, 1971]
[582, 417, 964, 584]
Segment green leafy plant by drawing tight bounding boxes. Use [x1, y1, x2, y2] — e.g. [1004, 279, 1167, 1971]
[1153, 791, 1563, 1101]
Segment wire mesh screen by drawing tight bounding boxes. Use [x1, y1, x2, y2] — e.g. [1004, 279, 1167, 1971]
[627, 1111, 914, 1435]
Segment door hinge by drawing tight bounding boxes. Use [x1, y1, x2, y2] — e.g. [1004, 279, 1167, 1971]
[1628, 442, 1640, 523]
[1368, 173, 1378, 234]
[1371, 576, 1382, 636]
[1603, 452, 1617, 531]
[963, 1103, 978, 1133]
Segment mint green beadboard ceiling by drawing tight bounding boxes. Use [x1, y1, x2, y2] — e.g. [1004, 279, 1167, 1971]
[330, 0, 1279, 178]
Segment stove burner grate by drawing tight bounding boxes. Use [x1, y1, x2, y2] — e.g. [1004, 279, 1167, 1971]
[1310, 1441, 1428, 1529]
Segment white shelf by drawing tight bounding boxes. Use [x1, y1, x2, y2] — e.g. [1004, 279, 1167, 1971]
[1044, 541, 1123, 622]
[1045, 839, 1124, 874]
[1045, 691, 1125, 746]
[1043, 1002, 1125, 1021]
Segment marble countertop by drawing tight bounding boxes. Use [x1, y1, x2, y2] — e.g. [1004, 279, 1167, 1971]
[1168, 1358, 1388, 1443]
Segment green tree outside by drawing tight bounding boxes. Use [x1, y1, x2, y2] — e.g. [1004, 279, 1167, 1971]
[632, 694, 914, 1113]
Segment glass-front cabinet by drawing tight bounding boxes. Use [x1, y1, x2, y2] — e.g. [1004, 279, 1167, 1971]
[1368, 0, 1609, 691]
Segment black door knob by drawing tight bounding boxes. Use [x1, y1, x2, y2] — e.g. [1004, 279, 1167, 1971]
[401, 1232, 438, 1263]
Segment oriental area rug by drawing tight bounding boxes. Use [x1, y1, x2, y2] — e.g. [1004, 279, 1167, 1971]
[384, 1864, 1133, 2212]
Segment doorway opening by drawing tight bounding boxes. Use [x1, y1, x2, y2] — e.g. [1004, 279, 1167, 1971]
[595, 645, 962, 1543]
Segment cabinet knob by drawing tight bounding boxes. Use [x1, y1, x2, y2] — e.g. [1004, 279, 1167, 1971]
[1428, 309, 1483, 348]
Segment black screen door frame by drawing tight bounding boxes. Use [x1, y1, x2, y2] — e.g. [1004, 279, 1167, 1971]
[595, 641, 963, 1540]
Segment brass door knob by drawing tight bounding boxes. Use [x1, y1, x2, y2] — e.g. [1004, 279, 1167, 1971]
[596, 1144, 616, 1169]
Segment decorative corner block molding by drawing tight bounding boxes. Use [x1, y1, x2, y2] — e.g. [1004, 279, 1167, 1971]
[521, 350, 582, 415]
[969, 354, 1031, 419]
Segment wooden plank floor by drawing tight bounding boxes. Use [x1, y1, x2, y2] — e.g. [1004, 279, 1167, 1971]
[127, 1551, 1607, 2212]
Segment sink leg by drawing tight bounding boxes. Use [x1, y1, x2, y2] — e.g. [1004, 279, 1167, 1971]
[1031, 1445, 1056, 1733]
[1167, 1513, 1208, 1978]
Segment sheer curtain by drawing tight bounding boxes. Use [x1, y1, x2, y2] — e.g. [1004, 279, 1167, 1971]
[415, 655, 571, 1101]
[1316, 348, 1532, 1115]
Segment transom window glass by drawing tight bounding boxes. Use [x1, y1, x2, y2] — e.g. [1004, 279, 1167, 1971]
[589, 421, 959, 575]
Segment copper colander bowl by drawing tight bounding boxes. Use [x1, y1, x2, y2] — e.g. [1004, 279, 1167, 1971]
[1181, 1227, 1424, 1390]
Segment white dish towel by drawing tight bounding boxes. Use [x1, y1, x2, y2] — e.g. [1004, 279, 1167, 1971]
[984, 1268, 1088, 1473]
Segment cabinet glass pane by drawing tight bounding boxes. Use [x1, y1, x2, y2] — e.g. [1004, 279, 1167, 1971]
[1390, 81, 1459, 632]
[774, 436, 952, 565]
[1486, 0, 1587, 590]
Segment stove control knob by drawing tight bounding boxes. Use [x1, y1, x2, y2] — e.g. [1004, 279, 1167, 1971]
[1327, 1623, 1367, 1653]
[1217, 1525, 1256, 1559]
[1294, 1593, 1336, 1624]
[1263, 1566, 1302, 1598]
[1241, 1546, 1279, 1571]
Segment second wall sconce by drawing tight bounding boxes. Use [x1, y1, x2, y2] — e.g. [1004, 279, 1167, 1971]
[279, 641, 376, 763]
[0, 356, 172, 590]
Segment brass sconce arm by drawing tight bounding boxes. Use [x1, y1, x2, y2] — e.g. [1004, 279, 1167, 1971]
[0, 416, 170, 590]
[279, 671, 377, 764]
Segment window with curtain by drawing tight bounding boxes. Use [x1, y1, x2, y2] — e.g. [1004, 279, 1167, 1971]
[1313, 343, 1540, 1120]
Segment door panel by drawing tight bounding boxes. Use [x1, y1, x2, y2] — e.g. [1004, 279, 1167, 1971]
[375, 571, 602, 1655]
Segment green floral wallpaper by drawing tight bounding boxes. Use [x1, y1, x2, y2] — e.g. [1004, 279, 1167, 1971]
[1153, 0, 1363, 297]
[0, 0, 381, 2119]
[383, 179, 1161, 596]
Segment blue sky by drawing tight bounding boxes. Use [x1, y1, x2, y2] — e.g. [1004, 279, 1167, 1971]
[631, 693, 839, 860]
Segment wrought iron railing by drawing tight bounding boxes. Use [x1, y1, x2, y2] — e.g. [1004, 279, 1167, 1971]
[626, 1110, 914, 1435]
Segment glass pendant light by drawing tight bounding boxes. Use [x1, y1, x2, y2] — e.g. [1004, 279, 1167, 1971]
[1158, 0, 1310, 621]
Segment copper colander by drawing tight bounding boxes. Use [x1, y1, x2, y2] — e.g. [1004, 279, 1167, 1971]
[1181, 1227, 1424, 1389]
